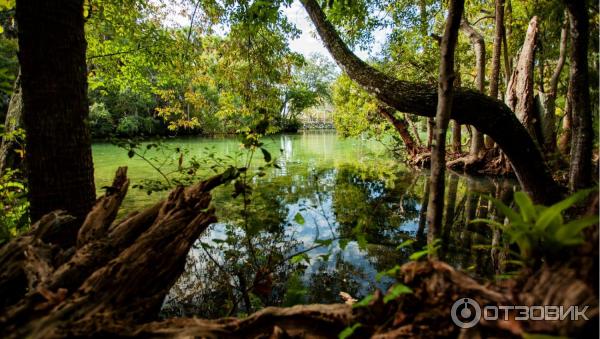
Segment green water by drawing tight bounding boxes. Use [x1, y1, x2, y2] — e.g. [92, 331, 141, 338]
[92, 131, 516, 318]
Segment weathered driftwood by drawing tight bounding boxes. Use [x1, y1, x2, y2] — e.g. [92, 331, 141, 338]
[0, 167, 596, 338]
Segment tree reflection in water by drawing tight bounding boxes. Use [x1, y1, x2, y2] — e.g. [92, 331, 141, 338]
[162, 160, 516, 318]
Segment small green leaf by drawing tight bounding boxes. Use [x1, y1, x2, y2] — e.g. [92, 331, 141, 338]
[536, 188, 594, 231]
[339, 238, 349, 250]
[294, 212, 305, 225]
[514, 192, 537, 223]
[395, 239, 414, 250]
[383, 284, 412, 303]
[356, 234, 367, 249]
[554, 215, 598, 243]
[375, 265, 401, 281]
[260, 147, 272, 162]
[487, 195, 521, 221]
[409, 249, 429, 260]
[471, 218, 505, 229]
[315, 238, 333, 246]
[290, 253, 309, 264]
[352, 294, 373, 309]
[339, 323, 362, 339]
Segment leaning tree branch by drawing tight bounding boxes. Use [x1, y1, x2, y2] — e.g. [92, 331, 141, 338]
[299, 0, 562, 204]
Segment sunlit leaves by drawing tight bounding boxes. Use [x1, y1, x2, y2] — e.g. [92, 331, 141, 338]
[476, 189, 598, 261]
[383, 283, 412, 303]
[339, 323, 362, 339]
[0, 0, 14, 10]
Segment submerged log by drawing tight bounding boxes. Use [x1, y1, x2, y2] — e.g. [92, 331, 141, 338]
[0, 167, 596, 338]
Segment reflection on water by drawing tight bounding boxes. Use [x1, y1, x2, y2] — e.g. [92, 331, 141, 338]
[92, 131, 517, 318]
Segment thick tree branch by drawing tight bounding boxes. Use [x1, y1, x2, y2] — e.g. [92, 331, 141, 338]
[299, 0, 561, 203]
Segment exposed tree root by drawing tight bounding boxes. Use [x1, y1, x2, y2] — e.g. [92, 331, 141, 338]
[447, 147, 515, 177]
[0, 168, 596, 338]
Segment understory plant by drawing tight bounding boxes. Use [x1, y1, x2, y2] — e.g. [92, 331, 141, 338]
[474, 189, 598, 264]
[0, 168, 29, 244]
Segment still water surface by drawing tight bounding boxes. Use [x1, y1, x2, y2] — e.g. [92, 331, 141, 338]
[92, 131, 516, 317]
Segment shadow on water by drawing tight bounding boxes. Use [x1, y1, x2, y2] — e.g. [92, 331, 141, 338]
[92, 131, 518, 318]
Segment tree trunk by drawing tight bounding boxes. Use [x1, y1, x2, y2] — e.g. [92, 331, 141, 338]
[299, 0, 561, 204]
[485, 0, 505, 148]
[16, 0, 96, 238]
[566, 0, 593, 191]
[460, 19, 485, 157]
[426, 0, 464, 247]
[0, 72, 23, 175]
[426, 117, 435, 149]
[540, 14, 568, 154]
[505, 16, 542, 145]
[405, 114, 422, 147]
[378, 105, 419, 156]
[441, 173, 459, 253]
[451, 121, 461, 153]
[558, 96, 572, 155]
[489, 0, 505, 99]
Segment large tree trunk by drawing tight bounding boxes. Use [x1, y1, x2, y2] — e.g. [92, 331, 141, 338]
[426, 0, 464, 246]
[505, 16, 542, 145]
[0, 72, 23, 175]
[16, 0, 96, 236]
[299, 0, 561, 204]
[460, 19, 485, 157]
[566, 0, 593, 191]
[540, 14, 568, 154]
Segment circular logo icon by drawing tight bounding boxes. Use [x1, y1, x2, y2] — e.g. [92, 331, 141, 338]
[451, 298, 481, 328]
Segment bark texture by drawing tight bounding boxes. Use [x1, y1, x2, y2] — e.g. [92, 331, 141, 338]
[540, 14, 568, 154]
[426, 0, 464, 245]
[558, 97, 572, 155]
[505, 16, 542, 145]
[451, 121, 461, 153]
[460, 19, 485, 157]
[16, 0, 96, 230]
[0, 72, 23, 175]
[0, 168, 230, 337]
[566, 0, 593, 191]
[489, 0, 505, 99]
[299, 0, 561, 204]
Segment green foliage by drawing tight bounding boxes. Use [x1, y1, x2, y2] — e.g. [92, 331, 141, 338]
[0, 168, 29, 244]
[89, 102, 115, 138]
[474, 190, 598, 260]
[339, 323, 362, 339]
[352, 293, 374, 309]
[84, 0, 335, 137]
[409, 239, 441, 260]
[331, 74, 379, 137]
[116, 115, 160, 137]
[383, 283, 412, 303]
